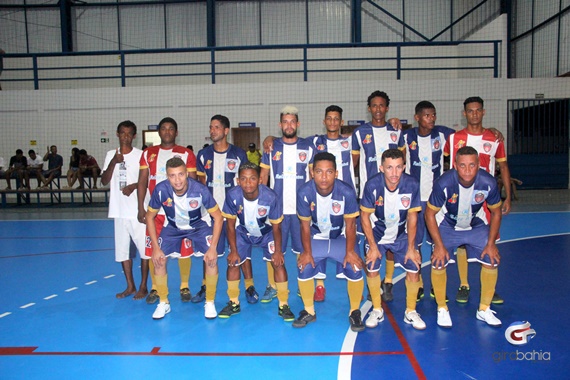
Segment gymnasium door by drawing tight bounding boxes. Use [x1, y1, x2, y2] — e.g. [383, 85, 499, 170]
[231, 127, 260, 153]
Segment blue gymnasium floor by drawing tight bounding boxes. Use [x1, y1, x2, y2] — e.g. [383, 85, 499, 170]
[0, 210, 569, 379]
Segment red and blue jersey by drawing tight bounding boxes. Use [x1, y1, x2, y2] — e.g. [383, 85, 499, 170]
[297, 179, 359, 240]
[444, 128, 507, 175]
[427, 169, 502, 231]
[360, 172, 421, 244]
[312, 134, 356, 191]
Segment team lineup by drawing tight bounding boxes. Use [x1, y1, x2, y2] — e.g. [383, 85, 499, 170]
[101, 90, 511, 332]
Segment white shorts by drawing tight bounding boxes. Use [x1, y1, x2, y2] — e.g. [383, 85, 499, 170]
[114, 218, 148, 261]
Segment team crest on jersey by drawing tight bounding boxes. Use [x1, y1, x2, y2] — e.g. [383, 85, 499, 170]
[433, 138, 440, 150]
[409, 141, 417, 151]
[310, 202, 315, 211]
[448, 193, 458, 204]
[483, 142, 492, 153]
[298, 151, 307, 162]
[227, 159, 237, 171]
[375, 196, 384, 206]
[474, 191, 486, 204]
[148, 153, 157, 163]
[189, 199, 200, 209]
[268, 241, 275, 254]
[455, 140, 466, 149]
[258, 206, 267, 217]
[363, 134, 373, 144]
[401, 196, 410, 208]
[341, 140, 350, 149]
[183, 238, 193, 249]
[317, 144, 326, 151]
[206, 235, 212, 247]
[332, 202, 341, 214]
[162, 197, 173, 207]
[273, 151, 282, 161]
[204, 160, 212, 169]
[390, 132, 398, 142]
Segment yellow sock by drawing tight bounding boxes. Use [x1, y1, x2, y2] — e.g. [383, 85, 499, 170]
[298, 279, 315, 315]
[405, 278, 420, 313]
[155, 273, 169, 303]
[266, 261, 276, 288]
[227, 279, 240, 304]
[431, 269, 447, 310]
[244, 277, 254, 290]
[178, 258, 191, 289]
[149, 260, 157, 291]
[367, 275, 382, 310]
[205, 273, 218, 303]
[276, 281, 289, 307]
[385, 260, 394, 283]
[479, 266, 498, 310]
[419, 272, 424, 288]
[457, 247, 469, 287]
[316, 279, 325, 288]
[348, 279, 364, 313]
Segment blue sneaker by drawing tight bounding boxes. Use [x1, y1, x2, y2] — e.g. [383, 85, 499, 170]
[260, 285, 277, 303]
[245, 286, 259, 304]
[191, 285, 206, 303]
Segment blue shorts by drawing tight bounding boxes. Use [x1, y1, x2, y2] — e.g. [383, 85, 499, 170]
[235, 229, 277, 265]
[158, 224, 215, 259]
[298, 237, 363, 282]
[433, 224, 496, 268]
[366, 234, 419, 273]
[282, 214, 302, 254]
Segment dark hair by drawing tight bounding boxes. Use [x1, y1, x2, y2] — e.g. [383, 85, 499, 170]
[79, 149, 87, 156]
[415, 101, 436, 114]
[456, 146, 479, 160]
[313, 152, 337, 170]
[117, 120, 137, 135]
[158, 117, 178, 131]
[28, 149, 35, 155]
[211, 114, 230, 129]
[239, 161, 261, 176]
[325, 105, 343, 117]
[16, 149, 23, 155]
[166, 156, 186, 170]
[367, 90, 390, 107]
[463, 96, 484, 109]
[381, 148, 404, 163]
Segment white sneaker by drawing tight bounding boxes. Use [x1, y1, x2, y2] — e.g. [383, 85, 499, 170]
[365, 308, 385, 328]
[437, 307, 452, 328]
[476, 307, 502, 327]
[404, 310, 426, 330]
[152, 302, 171, 320]
[204, 301, 217, 319]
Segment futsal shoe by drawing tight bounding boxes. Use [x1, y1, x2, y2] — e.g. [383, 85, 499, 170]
[437, 307, 452, 328]
[365, 309, 385, 328]
[455, 286, 470, 303]
[349, 310, 365, 332]
[278, 305, 295, 322]
[430, 287, 449, 303]
[204, 301, 217, 319]
[476, 307, 502, 327]
[314, 285, 326, 302]
[381, 281, 393, 302]
[152, 302, 171, 320]
[218, 301, 240, 318]
[416, 287, 424, 302]
[191, 285, 206, 303]
[491, 292, 504, 304]
[260, 285, 277, 303]
[146, 289, 159, 304]
[180, 288, 191, 302]
[292, 310, 316, 328]
[404, 310, 426, 330]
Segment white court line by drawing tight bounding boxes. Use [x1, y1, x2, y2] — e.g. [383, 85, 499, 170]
[104, 274, 115, 279]
[65, 287, 78, 292]
[20, 303, 35, 309]
[44, 294, 58, 300]
[0, 312, 12, 318]
[85, 280, 97, 285]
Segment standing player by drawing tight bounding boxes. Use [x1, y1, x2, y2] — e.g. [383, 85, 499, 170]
[101, 120, 147, 299]
[194, 115, 257, 304]
[146, 157, 223, 320]
[293, 152, 365, 331]
[259, 106, 314, 303]
[360, 149, 425, 330]
[445, 96, 511, 304]
[220, 162, 295, 321]
[352, 90, 404, 302]
[426, 147, 503, 328]
[137, 117, 197, 304]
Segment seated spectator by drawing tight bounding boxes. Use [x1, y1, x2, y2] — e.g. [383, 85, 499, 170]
[4, 149, 27, 190]
[64, 147, 80, 189]
[78, 149, 101, 189]
[0, 156, 5, 180]
[39, 145, 63, 189]
[25, 149, 44, 189]
[247, 143, 262, 166]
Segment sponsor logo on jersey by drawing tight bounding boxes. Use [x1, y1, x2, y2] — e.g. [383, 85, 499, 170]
[483, 142, 492, 153]
[401, 196, 410, 208]
[227, 159, 237, 171]
[363, 134, 373, 144]
[317, 144, 326, 151]
[448, 193, 458, 204]
[455, 139, 466, 149]
[474, 192, 485, 203]
[258, 206, 267, 217]
[409, 141, 417, 150]
[390, 132, 398, 142]
[204, 159, 212, 169]
[332, 202, 341, 214]
[310, 201, 315, 212]
[162, 197, 173, 207]
[299, 151, 307, 162]
[341, 140, 350, 149]
[273, 151, 282, 161]
[375, 195, 384, 206]
[189, 199, 199, 209]
[505, 321, 536, 345]
[149, 153, 157, 163]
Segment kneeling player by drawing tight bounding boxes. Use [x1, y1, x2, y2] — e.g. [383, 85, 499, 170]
[293, 152, 365, 331]
[220, 162, 294, 321]
[360, 149, 425, 330]
[146, 157, 223, 320]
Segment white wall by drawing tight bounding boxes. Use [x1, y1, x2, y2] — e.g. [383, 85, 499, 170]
[1, 77, 569, 170]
